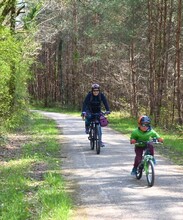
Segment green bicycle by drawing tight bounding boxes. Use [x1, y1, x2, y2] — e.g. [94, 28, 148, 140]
[136, 139, 161, 187]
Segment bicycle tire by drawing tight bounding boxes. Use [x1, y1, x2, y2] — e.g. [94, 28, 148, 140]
[146, 160, 155, 187]
[95, 124, 101, 154]
[89, 127, 94, 150]
[136, 163, 143, 180]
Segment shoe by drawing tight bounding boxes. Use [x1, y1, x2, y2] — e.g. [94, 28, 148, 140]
[139, 164, 144, 170]
[153, 158, 157, 165]
[101, 141, 105, 147]
[85, 127, 89, 134]
[131, 167, 137, 175]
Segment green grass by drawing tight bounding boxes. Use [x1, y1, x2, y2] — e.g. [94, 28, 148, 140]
[0, 113, 72, 220]
[108, 112, 137, 135]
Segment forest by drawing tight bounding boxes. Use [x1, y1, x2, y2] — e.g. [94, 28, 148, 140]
[0, 0, 183, 134]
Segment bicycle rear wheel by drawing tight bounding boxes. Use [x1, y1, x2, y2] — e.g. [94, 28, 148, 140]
[145, 160, 155, 187]
[95, 124, 101, 154]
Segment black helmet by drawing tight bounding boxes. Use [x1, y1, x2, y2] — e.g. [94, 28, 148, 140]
[138, 115, 151, 125]
[92, 83, 100, 90]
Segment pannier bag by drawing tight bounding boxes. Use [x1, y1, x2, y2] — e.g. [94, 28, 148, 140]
[100, 115, 109, 127]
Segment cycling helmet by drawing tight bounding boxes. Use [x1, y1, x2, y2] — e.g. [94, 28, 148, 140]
[138, 115, 151, 125]
[92, 83, 100, 90]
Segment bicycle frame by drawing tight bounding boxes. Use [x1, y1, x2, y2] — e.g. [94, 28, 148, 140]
[143, 155, 154, 171]
[136, 150, 155, 187]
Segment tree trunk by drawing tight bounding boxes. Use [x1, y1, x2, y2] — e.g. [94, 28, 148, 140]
[147, 0, 155, 116]
[57, 37, 64, 104]
[130, 41, 138, 118]
[175, 0, 182, 124]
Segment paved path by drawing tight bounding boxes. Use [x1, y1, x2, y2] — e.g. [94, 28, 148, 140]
[38, 111, 183, 220]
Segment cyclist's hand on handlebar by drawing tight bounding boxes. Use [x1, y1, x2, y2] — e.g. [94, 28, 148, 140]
[81, 112, 86, 117]
[81, 112, 86, 120]
[158, 137, 163, 143]
[130, 139, 136, 144]
[105, 111, 110, 115]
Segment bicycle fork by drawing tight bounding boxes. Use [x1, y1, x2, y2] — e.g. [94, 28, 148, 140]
[143, 155, 154, 173]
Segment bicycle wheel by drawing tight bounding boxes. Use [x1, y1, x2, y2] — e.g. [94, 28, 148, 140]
[95, 124, 101, 154]
[89, 127, 94, 150]
[145, 160, 155, 187]
[136, 163, 143, 180]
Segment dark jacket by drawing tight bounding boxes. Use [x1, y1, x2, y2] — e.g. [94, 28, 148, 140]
[82, 92, 110, 113]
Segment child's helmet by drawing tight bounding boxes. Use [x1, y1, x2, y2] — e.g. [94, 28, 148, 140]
[138, 115, 151, 125]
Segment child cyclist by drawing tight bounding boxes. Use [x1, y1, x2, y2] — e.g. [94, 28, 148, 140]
[130, 115, 163, 175]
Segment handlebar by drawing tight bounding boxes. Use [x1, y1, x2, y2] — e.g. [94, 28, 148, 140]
[92, 112, 110, 116]
[81, 111, 110, 117]
[90, 112, 108, 120]
[136, 138, 162, 145]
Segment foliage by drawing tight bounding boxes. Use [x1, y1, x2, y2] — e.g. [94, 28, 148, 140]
[0, 26, 36, 134]
[0, 0, 42, 135]
[23, 0, 43, 30]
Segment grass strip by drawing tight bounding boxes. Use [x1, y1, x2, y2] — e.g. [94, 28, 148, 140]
[0, 113, 72, 220]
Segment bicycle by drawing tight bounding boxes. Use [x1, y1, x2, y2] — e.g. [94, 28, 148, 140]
[88, 112, 108, 154]
[135, 139, 162, 187]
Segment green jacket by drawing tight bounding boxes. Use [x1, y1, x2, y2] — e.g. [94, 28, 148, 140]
[130, 127, 160, 147]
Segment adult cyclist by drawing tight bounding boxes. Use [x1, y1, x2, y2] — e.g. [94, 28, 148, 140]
[81, 83, 110, 146]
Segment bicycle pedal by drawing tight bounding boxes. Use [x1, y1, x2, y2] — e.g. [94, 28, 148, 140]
[139, 164, 144, 169]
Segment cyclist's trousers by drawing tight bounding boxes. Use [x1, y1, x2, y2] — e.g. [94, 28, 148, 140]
[85, 113, 102, 135]
[133, 143, 154, 168]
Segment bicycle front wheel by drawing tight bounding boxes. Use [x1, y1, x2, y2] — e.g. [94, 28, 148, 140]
[89, 127, 94, 150]
[95, 124, 101, 154]
[145, 160, 155, 187]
